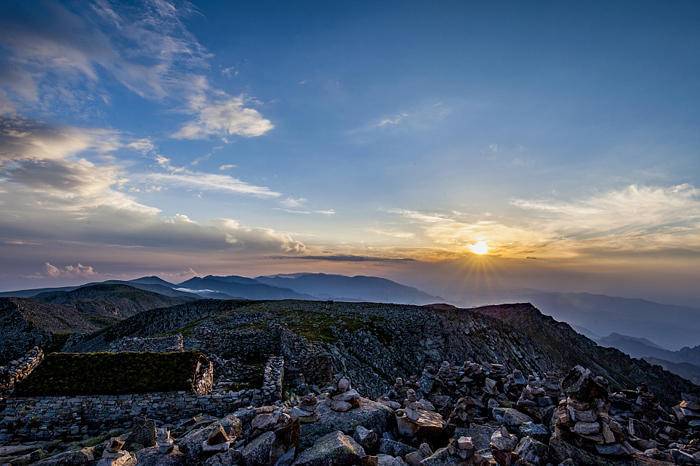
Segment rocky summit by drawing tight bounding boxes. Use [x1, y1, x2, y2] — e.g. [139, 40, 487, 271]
[0, 299, 698, 465]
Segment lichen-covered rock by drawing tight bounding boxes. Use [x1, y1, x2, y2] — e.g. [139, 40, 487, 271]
[292, 431, 366, 466]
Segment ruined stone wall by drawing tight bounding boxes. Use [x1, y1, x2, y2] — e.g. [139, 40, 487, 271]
[0, 346, 43, 398]
[108, 335, 184, 353]
[279, 327, 333, 386]
[261, 356, 284, 402]
[0, 387, 262, 442]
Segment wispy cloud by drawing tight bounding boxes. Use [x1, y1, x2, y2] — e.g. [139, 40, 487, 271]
[145, 169, 280, 198]
[367, 228, 415, 239]
[390, 184, 700, 260]
[0, 0, 209, 110]
[270, 254, 415, 263]
[353, 102, 451, 135]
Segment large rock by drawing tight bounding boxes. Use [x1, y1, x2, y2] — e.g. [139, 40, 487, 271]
[33, 448, 96, 466]
[396, 408, 448, 444]
[514, 436, 548, 465]
[491, 407, 532, 427]
[561, 366, 608, 402]
[241, 431, 276, 466]
[300, 397, 393, 449]
[134, 446, 186, 466]
[549, 435, 618, 466]
[292, 431, 366, 466]
[379, 438, 417, 457]
[128, 418, 157, 448]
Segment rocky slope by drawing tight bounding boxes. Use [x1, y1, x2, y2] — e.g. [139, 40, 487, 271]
[2, 299, 700, 465]
[68, 300, 699, 405]
[0, 298, 100, 364]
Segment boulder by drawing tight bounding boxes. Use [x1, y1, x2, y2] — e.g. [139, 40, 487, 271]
[97, 451, 137, 466]
[549, 435, 618, 466]
[561, 366, 607, 402]
[518, 422, 549, 442]
[241, 431, 276, 466]
[33, 448, 96, 466]
[514, 436, 548, 465]
[300, 397, 393, 449]
[292, 431, 366, 466]
[379, 438, 417, 457]
[354, 425, 379, 452]
[134, 446, 186, 466]
[396, 408, 447, 444]
[377, 454, 408, 465]
[491, 407, 532, 427]
[128, 418, 157, 448]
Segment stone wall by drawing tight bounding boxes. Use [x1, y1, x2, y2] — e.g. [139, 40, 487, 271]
[108, 335, 184, 353]
[0, 387, 262, 442]
[279, 327, 333, 386]
[261, 356, 284, 403]
[0, 346, 44, 399]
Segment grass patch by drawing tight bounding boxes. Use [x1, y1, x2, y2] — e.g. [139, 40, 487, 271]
[279, 309, 392, 344]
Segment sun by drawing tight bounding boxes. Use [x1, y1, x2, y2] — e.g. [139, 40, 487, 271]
[468, 240, 489, 255]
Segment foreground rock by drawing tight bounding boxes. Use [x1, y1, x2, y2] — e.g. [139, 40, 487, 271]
[292, 431, 366, 466]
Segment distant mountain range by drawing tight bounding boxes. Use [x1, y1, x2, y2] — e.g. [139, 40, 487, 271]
[0, 273, 441, 305]
[256, 273, 441, 303]
[517, 290, 700, 350]
[596, 332, 700, 385]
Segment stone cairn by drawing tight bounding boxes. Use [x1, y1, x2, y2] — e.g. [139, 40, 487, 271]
[553, 365, 633, 458]
[97, 437, 136, 466]
[0, 346, 43, 398]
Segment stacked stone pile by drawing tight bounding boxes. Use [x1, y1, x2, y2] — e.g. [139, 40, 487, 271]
[551, 365, 634, 460]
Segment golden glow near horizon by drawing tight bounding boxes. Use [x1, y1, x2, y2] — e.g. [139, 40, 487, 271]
[468, 240, 489, 255]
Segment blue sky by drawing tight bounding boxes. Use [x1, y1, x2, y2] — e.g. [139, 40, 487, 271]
[1, 0, 699, 305]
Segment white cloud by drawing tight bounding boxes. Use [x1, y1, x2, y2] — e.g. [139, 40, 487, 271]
[45, 262, 96, 278]
[281, 197, 307, 208]
[219, 164, 236, 171]
[172, 94, 274, 140]
[126, 138, 155, 154]
[0, 116, 301, 256]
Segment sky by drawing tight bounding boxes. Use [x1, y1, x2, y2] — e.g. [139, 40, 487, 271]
[0, 0, 699, 306]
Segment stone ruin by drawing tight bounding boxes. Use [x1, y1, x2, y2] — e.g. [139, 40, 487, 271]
[107, 334, 184, 353]
[0, 346, 44, 400]
[0, 347, 288, 443]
